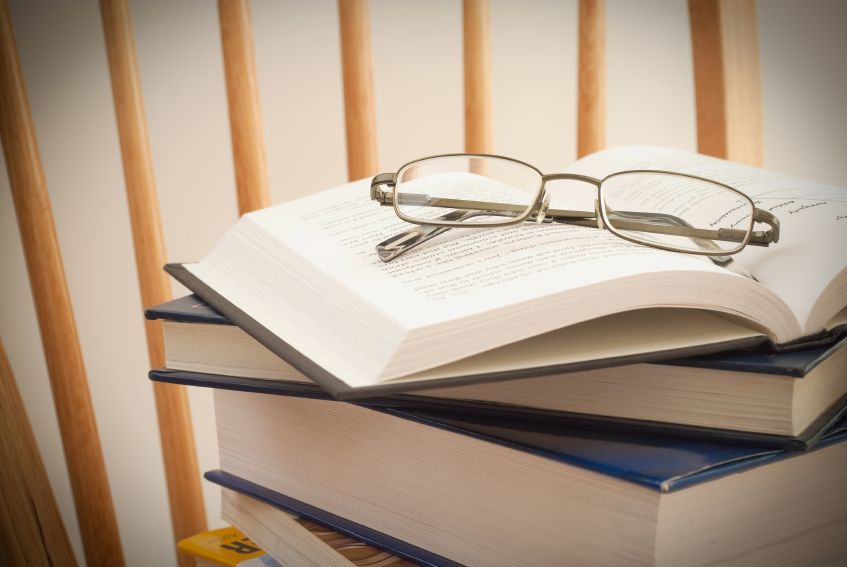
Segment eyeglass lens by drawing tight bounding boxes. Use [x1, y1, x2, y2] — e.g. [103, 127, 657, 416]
[600, 172, 754, 254]
[395, 156, 543, 225]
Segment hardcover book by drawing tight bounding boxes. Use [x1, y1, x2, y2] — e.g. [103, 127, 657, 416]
[148, 294, 847, 445]
[165, 146, 847, 398]
[207, 388, 847, 567]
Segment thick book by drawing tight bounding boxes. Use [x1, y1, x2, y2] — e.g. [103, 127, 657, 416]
[148, 295, 847, 444]
[208, 388, 847, 567]
[167, 146, 847, 398]
[150, 367, 847, 450]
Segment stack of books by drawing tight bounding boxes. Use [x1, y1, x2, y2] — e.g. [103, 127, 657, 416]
[150, 146, 847, 566]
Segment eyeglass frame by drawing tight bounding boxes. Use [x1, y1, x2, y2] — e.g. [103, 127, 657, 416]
[370, 153, 780, 260]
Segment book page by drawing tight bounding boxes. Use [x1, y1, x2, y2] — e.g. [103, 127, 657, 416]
[567, 147, 847, 332]
[272, 180, 730, 327]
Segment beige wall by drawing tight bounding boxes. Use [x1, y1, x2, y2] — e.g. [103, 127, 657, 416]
[1, 0, 845, 564]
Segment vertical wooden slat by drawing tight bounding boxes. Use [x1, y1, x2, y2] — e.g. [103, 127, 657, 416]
[218, 0, 270, 214]
[0, 1, 124, 564]
[689, 0, 763, 165]
[0, 340, 78, 567]
[689, 0, 726, 158]
[577, 0, 605, 158]
[338, 0, 378, 180]
[463, 0, 492, 154]
[99, 2, 206, 565]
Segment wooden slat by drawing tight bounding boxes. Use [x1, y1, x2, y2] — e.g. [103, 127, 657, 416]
[0, 339, 78, 567]
[0, 1, 124, 564]
[463, 0, 492, 154]
[218, 0, 270, 214]
[689, 0, 726, 158]
[99, 2, 206, 565]
[338, 0, 378, 180]
[689, 0, 763, 165]
[577, 0, 605, 158]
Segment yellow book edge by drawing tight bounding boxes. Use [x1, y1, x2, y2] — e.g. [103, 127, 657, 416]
[178, 526, 267, 566]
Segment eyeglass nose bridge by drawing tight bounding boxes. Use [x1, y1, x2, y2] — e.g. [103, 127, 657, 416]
[536, 172, 604, 228]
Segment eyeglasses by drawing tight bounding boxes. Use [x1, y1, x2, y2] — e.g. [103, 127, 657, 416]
[370, 153, 780, 262]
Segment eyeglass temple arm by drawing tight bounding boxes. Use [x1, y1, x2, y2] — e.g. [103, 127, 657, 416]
[375, 209, 499, 261]
[373, 207, 691, 263]
[374, 209, 778, 265]
[603, 210, 737, 249]
[376, 210, 758, 280]
[601, 210, 756, 278]
[375, 208, 739, 261]
[375, 187, 780, 242]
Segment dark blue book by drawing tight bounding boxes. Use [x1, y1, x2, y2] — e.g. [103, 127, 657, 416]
[205, 387, 847, 567]
[148, 295, 847, 446]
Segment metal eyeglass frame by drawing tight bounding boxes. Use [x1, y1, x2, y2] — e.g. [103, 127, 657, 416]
[369, 153, 780, 264]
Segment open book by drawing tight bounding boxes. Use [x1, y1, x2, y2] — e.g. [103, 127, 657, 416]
[171, 146, 847, 398]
